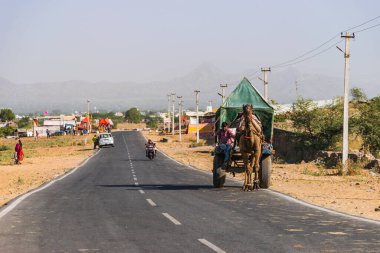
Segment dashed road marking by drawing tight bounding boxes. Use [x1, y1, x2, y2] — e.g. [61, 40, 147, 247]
[146, 199, 157, 207]
[162, 213, 181, 225]
[198, 239, 226, 253]
[134, 182, 139, 186]
[139, 190, 145, 194]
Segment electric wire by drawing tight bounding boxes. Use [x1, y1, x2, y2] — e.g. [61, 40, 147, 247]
[269, 15, 380, 69]
[271, 39, 344, 69]
[344, 15, 380, 32]
[353, 23, 380, 34]
[270, 34, 341, 68]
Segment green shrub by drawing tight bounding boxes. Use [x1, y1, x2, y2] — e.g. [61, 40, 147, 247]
[0, 145, 10, 151]
[0, 127, 16, 137]
[334, 159, 363, 176]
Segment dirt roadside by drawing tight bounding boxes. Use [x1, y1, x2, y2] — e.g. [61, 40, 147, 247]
[143, 131, 380, 221]
[0, 135, 94, 207]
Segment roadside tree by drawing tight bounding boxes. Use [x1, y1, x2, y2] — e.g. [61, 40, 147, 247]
[354, 96, 380, 156]
[290, 97, 343, 151]
[0, 108, 15, 122]
[350, 87, 367, 101]
[17, 117, 32, 129]
[125, 108, 141, 123]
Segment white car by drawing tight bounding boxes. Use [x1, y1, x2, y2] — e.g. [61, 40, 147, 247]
[99, 133, 114, 148]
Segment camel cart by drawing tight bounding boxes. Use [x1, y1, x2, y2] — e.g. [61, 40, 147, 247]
[212, 78, 274, 188]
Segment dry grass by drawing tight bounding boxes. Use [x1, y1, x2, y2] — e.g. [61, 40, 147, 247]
[0, 135, 91, 165]
[116, 122, 146, 130]
[0, 135, 94, 206]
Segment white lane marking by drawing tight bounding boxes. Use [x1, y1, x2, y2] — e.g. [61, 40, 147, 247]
[139, 131, 380, 226]
[0, 149, 100, 219]
[162, 213, 181, 225]
[146, 199, 157, 207]
[267, 190, 380, 225]
[134, 182, 139, 186]
[133, 177, 138, 181]
[198, 239, 226, 253]
[139, 190, 145, 194]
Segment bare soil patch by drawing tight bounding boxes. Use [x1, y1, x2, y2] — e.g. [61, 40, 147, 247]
[0, 135, 94, 207]
[144, 131, 380, 221]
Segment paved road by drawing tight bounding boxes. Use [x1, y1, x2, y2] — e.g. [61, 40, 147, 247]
[1, 131, 380, 253]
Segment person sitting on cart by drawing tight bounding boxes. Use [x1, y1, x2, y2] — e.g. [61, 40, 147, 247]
[145, 139, 157, 157]
[215, 122, 235, 165]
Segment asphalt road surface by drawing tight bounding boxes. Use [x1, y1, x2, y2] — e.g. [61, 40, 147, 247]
[1, 131, 380, 253]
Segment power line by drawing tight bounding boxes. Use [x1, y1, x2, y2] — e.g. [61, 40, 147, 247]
[344, 15, 380, 32]
[353, 22, 380, 34]
[271, 39, 344, 69]
[270, 15, 380, 69]
[271, 34, 341, 68]
[245, 68, 261, 82]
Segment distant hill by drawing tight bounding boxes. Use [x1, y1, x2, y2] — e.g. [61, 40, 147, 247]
[0, 64, 377, 113]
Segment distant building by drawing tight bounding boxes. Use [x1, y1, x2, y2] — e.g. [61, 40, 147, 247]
[185, 111, 216, 135]
[273, 99, 337, 114]
[33, 115, 77, 136]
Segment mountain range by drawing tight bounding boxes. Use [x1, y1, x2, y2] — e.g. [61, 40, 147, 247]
[0, 63, 378, 113]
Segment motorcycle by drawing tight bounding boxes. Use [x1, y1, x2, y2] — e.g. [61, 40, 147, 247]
[147, 146, 155, 160]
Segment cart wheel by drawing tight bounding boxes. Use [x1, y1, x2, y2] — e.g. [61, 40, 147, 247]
[260, 155, 271, 188]
[213, 155, 225, 188]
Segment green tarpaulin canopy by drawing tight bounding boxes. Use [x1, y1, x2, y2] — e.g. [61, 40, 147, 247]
[216, 77, 274, 140]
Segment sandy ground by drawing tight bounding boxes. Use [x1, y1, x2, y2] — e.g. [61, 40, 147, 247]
[144, 131, 380, 221]
[0, 135, 94, 207]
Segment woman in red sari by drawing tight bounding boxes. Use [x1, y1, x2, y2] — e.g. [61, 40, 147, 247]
[14, 139, 24, 164]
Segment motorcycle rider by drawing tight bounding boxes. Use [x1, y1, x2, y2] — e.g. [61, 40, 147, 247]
[145, 139, 156, 157]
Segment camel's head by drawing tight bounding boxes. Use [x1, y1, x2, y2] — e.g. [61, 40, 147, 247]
[242, 104, 253, 116]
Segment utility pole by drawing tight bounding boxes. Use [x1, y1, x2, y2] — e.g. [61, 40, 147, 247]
[87, 99, 90, 133]
[208, 100, 213, 112]
[167, 94, 171, 133]
[194, 90, 200, 144]
[261, 67, 271, 100]
[87, 99, 90, 116]
[171, 93, 176, 136]
[340, 32, 355, 172]
[218, 84, 228, 105]
[177, 96, 183, 142]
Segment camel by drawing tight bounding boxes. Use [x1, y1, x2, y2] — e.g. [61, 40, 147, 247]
[238, 104, 263, 191]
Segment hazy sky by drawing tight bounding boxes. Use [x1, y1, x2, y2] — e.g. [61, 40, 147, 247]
[0, 0, 379, 85]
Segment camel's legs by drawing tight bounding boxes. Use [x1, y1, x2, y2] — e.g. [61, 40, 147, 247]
[252, 135, 262, 190]
[242, 152, 251, 191]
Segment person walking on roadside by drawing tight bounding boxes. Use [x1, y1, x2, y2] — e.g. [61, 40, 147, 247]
[46, 129, 50, 138]
[35, 130, 39, 141]
[92, 134, 99, 149]
[14, 138, 24, 164]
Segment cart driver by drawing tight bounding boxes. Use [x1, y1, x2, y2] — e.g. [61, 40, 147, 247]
[215, 122, 235, 164]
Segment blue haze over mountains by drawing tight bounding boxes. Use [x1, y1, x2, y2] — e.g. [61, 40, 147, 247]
[0, 63, 377, 113]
